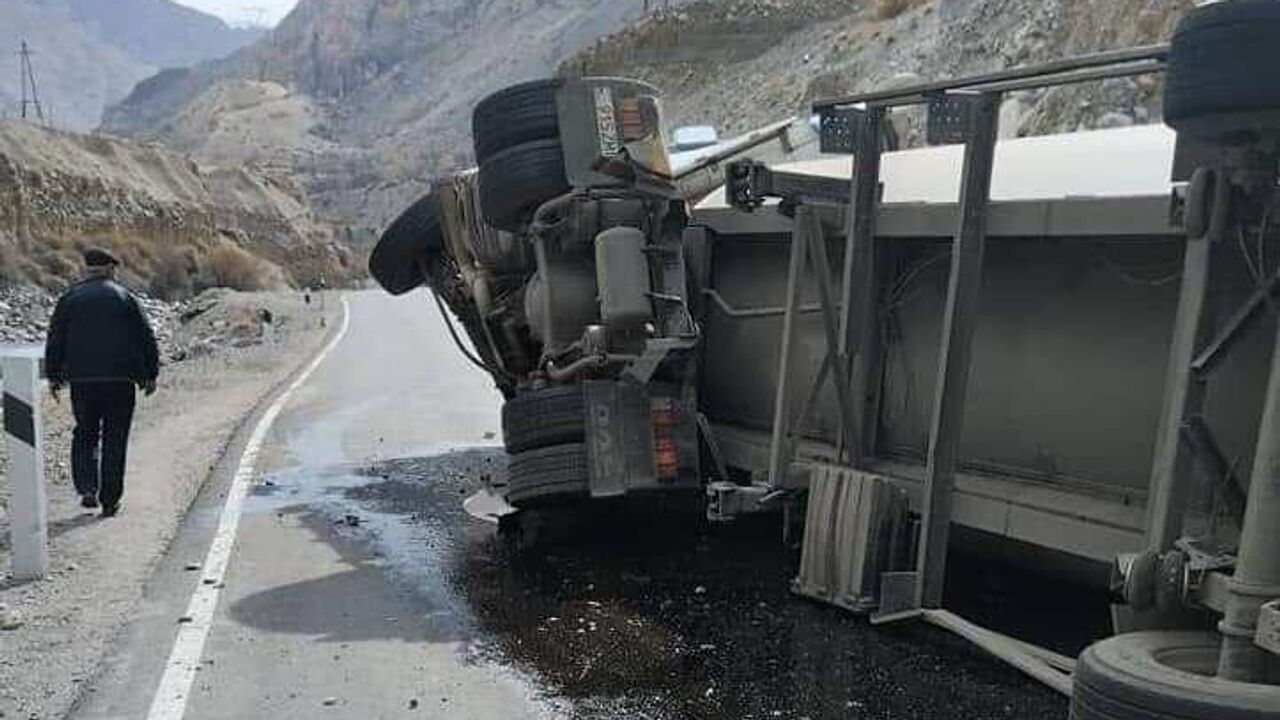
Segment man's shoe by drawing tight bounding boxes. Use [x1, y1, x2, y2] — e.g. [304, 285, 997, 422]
[101, 504, 119, 518]
[81, 495, 100, 509]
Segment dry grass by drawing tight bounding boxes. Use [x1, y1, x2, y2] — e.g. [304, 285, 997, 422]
[874, 0, 925, 21]
[203, 242, 269, 291]
[0, 229, 292, 294]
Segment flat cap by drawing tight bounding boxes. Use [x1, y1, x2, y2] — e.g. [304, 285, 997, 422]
[83, 247, 120, 267]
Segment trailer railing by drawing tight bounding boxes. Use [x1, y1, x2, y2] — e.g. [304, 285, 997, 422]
[729, 45, 1192, 695]
[812, 44, 1169, 110]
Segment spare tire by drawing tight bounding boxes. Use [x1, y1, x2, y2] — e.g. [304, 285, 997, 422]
[502, 384, 586, 453]
[1163, 0, 1280, 141]
[1070, 631, 1280, 720]
[369, 193, 444, 296]
[473, 80, 562, 164]
[506, 442, 590, 508]
[478, 139, 570, 232]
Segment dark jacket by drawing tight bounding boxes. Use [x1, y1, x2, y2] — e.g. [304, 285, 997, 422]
[45, 278, 160, 384]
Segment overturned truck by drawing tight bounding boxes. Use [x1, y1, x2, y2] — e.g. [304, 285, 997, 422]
[372, 1, 1280, 717]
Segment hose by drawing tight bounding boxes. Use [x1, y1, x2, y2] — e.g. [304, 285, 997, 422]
[430, 288, 511, 383]
[544, 353, 638, 382]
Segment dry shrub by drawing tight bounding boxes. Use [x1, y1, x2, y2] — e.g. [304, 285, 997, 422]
[0, 242, 19, 284]
[150, 247, 199, 300]
[875, 0, 924, 21]
[35, 246, 77, 281]
[203, 243, 268, 291]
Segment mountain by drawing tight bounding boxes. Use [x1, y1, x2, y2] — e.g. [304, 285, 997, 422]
[0, 0, 263, 131]
[0, 1, 153, 131]
[102, 0, 700, 235]
[62, 0, 265, 70]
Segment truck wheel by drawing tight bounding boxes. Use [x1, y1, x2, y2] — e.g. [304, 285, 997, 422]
[368, 193, 444, 296]
[478, 139, 570, 232]
[1070, 631, 1280, 720]
[473, 80, 561, 164]
[506, 443, 589, 508]
[502, 385, 585, 453]
[1163, 0, 1280, 141]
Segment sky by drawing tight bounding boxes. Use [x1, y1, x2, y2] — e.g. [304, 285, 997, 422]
[171, 0, 299, 27]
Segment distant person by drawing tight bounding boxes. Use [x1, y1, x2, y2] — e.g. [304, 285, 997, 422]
[44, 248, 159, 518]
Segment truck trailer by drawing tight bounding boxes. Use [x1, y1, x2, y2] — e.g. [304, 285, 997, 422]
[369, 2, 1280, 717]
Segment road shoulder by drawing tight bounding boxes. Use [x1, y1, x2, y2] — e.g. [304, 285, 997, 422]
[0, 292, 339, 720]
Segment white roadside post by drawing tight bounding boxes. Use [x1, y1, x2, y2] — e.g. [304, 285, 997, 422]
[3, 345, 47, 581]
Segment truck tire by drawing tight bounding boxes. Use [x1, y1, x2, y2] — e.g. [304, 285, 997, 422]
[369, 193, 444, 296]
[1070, 631, 1280, 720]
[473, 80, 561, 164]
[506, 443, 590, 508]
[502, 385, 585, 453]
[478, 139, 570, 232]
[1163, 0, 1280, 141]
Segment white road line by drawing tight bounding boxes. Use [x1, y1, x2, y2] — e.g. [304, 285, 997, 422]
[146, 297, 351, 720]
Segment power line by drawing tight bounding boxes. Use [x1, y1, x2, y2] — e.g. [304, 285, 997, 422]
[18, 40, 46, 125]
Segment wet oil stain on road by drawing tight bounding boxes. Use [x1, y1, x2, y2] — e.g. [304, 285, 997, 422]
[315, 450, 1076, 720]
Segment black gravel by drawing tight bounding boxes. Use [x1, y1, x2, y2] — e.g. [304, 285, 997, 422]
[347, 451, 1079, 720]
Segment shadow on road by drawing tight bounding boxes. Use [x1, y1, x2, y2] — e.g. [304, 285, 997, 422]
[226, 509, 468, 644]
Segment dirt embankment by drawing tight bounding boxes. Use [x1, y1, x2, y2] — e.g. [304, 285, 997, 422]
[564, 0, 1190, 141]
[0, 120, 356, 293]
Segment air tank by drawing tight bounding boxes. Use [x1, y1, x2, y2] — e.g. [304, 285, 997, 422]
[594, 226, 653, 328]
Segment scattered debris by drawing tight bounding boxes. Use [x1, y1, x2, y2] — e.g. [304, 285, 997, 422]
[0, 287, 289, 367]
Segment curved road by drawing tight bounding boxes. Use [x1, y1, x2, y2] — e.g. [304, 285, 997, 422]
[73, 290, 547, 719]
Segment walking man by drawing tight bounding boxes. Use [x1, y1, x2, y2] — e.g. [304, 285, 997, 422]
[44, 248, 159, 518]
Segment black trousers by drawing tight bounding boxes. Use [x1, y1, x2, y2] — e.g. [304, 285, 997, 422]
[71, 382, 137, 508]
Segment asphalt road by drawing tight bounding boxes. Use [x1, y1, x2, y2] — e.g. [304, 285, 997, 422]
[70, 289, 1073, 720]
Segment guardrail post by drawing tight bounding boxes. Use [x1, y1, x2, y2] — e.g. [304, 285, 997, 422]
[4, 349, 47, 580]
[915, 92, 1000, 609]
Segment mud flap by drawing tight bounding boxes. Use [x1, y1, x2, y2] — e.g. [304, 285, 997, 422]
[583, 380, 701, 498]
[583, 380, 655, 497]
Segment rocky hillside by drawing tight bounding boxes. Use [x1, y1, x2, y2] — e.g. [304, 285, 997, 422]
[0, 119, 352, 294]
[0, 0, 262, 131]
[102, 0, 702, 236]
[567, 0, 1191, 143]
[100, 0, 1192, 244]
